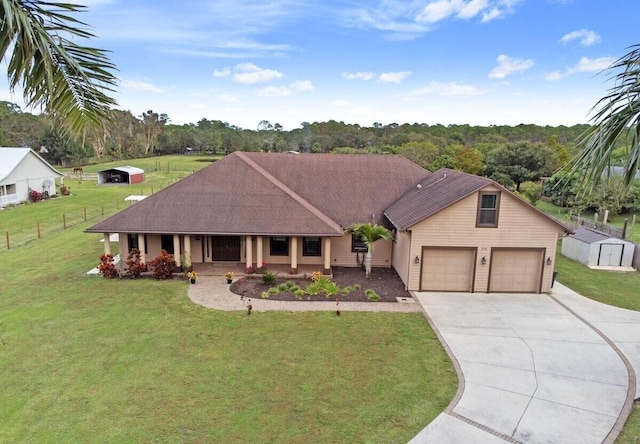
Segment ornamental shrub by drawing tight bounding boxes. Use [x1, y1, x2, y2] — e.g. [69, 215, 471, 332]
[28, 188, 45, 203]
[149, 249, 175, 279]
[125, 248, 146, 279]
[98, 254, 119, 279]
[261, 271, 276, 284]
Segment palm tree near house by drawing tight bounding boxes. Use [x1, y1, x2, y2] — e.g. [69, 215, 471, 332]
[0, 1, 118, 135]
[346, 223, 393, 279]
[569, 44, 640, 189]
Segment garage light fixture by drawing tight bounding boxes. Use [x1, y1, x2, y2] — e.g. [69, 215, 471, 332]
[414, 255, 420, 264]
[546, 257, 552, 266]
[481, 256, 487, 265]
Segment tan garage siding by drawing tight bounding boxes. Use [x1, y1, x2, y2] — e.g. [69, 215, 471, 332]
[393, 231, 411, 288]
[406, 185, 561, 293]
[331, 235, 392, 268]
[420, 247, 476, 292]
[489, 248, 544, 293]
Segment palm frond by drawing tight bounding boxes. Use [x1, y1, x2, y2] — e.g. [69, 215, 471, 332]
[0, 0, 117, 135]
[569, 44, 640, 189]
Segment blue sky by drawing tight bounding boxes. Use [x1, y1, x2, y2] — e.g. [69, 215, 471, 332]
[2, 0, 639, 130]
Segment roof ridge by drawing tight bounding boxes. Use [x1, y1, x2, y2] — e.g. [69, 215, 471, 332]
[235, 152, 343, 233]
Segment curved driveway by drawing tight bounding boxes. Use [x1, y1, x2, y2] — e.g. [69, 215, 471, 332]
[410, 283, 639, 444]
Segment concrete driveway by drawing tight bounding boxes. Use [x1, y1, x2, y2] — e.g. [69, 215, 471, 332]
[410, 283, 639, 444]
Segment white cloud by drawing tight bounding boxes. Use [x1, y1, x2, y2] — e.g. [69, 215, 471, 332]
[405, 81, 485, 100]
[256, 81, 314, 97]
[233, 63, 283, 84]
[120, 79, 164, 93]
[417, 0, 519, 23]
[258, 86, 291, 97]
[213, 68, 231, 77]
[343, 71, 376, 81]
[292, 80, 314, 92]
[331, 99, 350, 107]
[488, 54, 534, 79]
[560, 29, 600, 47]
[379, 71, 412, 83]
[546, 56, 615, 80]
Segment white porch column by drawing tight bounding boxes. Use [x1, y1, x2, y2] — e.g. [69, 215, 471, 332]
[103, 233, 111, 255]
[184, 235, 191, 267]
[256, 236, 263, 269]
[245, 235, 253, 270]
[138, 233, 146, 264]
[323, 237, 331, 274]
[291, 236, 298, 272]
[173, 234, 180, 266]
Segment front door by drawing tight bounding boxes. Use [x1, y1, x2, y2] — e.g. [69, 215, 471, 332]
[212, 236, 241, 261]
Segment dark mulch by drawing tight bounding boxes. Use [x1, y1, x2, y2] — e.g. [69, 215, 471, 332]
[229, 266, 410, 302]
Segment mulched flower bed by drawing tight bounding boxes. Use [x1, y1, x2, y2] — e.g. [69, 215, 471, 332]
[229, 266, 411, 302]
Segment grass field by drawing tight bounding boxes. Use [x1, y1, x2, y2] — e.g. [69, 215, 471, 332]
[0, 160, 456, 442]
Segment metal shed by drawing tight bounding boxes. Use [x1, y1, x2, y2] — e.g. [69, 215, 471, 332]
[97, 166, 144, 185]
[561, 227, 635, 267]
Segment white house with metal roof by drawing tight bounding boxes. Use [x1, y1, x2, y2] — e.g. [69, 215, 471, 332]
[0, 147, 64, 207]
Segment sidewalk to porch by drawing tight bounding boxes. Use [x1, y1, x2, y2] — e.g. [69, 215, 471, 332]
[190, 263, 328, 278]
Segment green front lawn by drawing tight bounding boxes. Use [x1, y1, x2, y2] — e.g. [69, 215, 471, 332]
[0, 223, 456, 443]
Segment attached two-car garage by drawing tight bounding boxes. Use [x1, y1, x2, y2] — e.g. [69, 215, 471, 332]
[419, 247, 545, 293]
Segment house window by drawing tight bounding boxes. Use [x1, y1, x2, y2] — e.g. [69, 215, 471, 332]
[303, 237, 322, 256]
[270, 236, 289, 256]
[127, 233, 139, 252]
[351, 234, 368, 252]
[477, 192, 500, 227]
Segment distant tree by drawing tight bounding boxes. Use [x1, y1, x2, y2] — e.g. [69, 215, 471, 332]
[396, 141, 439, 169]
[139, 110, 169, 155]
[518, 181, 543, 206]
[485, 141, 559, 191]
[453, 146, 484, 175]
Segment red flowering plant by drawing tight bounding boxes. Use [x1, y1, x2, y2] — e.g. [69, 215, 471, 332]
[98, 254, 119, 279]
[148, 250, 175, 279]
[125, 248, 146, 279]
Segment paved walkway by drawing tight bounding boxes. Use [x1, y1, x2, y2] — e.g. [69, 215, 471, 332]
[187, 276, 422, 313]
[410, 283, 639, 444]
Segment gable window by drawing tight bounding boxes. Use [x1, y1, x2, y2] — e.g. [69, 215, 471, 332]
[303, 237, 322, 256]
[351, 234, 368, 252]
[477, 192, 500, 227]
[270, 236, 289, 256]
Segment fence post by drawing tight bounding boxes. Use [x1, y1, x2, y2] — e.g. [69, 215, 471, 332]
[84, 207, 87, 222]
[63, 214, 66, 229]
[5, 230, 9, 250]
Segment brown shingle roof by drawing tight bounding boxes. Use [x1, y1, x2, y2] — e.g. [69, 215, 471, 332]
[385, 168, 490, 230]
[86, 152, 431, 236]
[385, 168, 573, 234]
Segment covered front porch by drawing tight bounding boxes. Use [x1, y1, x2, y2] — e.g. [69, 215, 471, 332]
[100, 233, 339, 275]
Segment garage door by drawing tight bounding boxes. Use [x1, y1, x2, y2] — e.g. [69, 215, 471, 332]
[420, 248, 476, 292]
[489, 249, 543, 293]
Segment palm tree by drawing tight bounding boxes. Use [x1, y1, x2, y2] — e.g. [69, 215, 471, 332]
[0, 1, 117, 135]
[346, 223, 393, 279]
[569, 44, 640, 188]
